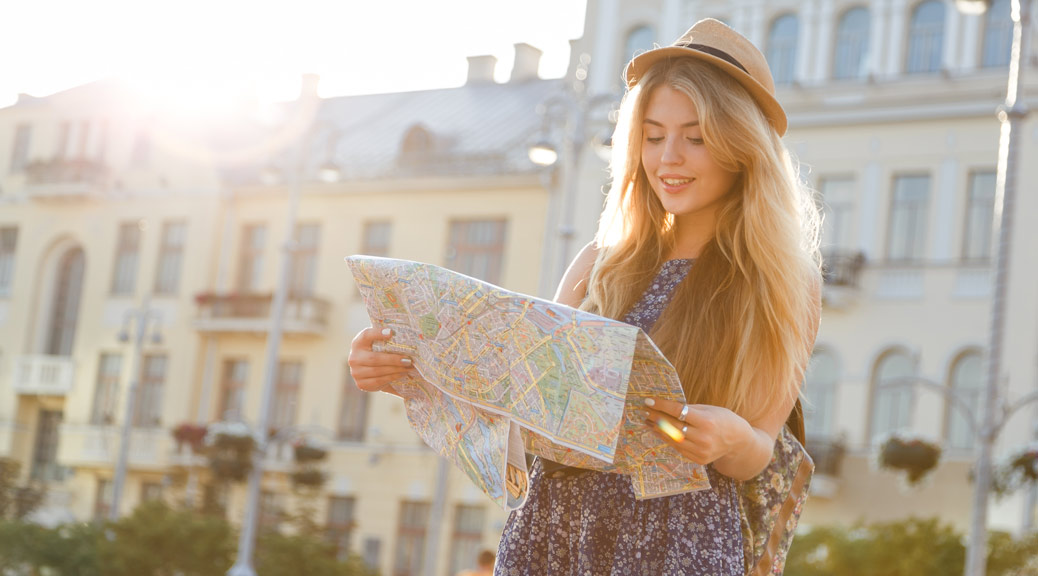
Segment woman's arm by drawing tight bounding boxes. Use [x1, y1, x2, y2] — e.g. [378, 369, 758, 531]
[646, 276, 822, 481]
[554, 241, 598, 307]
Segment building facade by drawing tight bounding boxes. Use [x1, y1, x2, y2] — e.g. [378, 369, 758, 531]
[568, 0, 1038, 533]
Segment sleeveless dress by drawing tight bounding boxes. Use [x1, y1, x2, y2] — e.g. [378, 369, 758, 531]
[495, 259, 745, 576]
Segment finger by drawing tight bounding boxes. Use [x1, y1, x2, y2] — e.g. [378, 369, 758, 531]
[643, 410, 687, 443]
[643, 397, 688, 421]
[353, 365, 412, 379]
[352, 326, 394, 349]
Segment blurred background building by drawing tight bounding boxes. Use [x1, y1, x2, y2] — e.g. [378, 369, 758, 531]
[0, 0, 1035, 575]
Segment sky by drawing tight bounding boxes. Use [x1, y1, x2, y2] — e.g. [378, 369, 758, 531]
[0, 0, 588, 109]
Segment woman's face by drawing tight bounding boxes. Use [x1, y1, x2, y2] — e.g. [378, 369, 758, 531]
[640, 85, 738, 226]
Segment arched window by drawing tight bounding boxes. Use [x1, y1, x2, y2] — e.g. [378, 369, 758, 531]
[767, 14, 800, 85]
[869, 349, 915, 444]
[946, 351, 983, 451]
[982, 0, 1012, 68]
[833, 7, 871, 79]
[46, 247, 85, 356]
[804, 348, 839, 438]
[624, 25, 655, 66]
[906, 0, 946, 74]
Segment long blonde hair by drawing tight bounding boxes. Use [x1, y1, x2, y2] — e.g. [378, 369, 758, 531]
[582, 58, 821, 421]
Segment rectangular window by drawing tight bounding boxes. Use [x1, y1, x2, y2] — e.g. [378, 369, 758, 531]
[218, 359, 248, 421]
[886, 175, 931, 262]
[31, 410, 63, 482]
[361, 221, 392, 256]
[394, 501, 430, 576]
[154, 221, 185, 295]
[289, 223, 321, 297]
[962, 171, 996, 262]
[55, 121, 71, 159]
[90, 353, 121, 425]
[0, 227, 17, 296]
[271, 361, 302, 430]
[133, 354, 167, 428]
[9, 123, 31, 173]
[94, 478, 113, 520]
[818, 177, 856, 254]
[445, 219, 507, 285]
[363, 537, 382, 572]
[448, 505, 486, 576]
[237, 224, 267, 292]
[111, 222, 140, 295]
[140, 481, 163, 503]
[326, 496, 357, 560]
[337, 369, 368, 442]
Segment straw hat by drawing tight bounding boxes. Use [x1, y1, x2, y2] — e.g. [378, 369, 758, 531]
[624, 18, 788, 136]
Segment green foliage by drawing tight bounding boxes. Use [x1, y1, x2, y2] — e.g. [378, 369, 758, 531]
[0, 499, 375, 576]
[99, 501, 235, 576]
[0, 457, 45, 520]
[786, 518, 1038, 576]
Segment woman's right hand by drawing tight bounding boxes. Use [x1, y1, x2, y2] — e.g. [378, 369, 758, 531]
[348, 327, 413, 392]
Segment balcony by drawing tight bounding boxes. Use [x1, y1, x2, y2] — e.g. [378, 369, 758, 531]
[14, 356, 76, 395]
[57, 424, 171, 470]
[821, 251, 866, 309]
[24, 158, 108, 200]
[193, 292, 330, 336]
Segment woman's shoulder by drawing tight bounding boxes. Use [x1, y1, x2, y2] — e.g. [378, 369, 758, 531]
[554, 241, 599, 307]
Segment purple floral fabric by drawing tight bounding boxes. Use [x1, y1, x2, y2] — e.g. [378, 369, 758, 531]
[495, 259, 746, 575]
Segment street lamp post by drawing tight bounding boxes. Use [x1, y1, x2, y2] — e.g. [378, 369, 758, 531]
[528, 56, 617, 297]
[110, 297, 163, 521]
[226, 143, 303, 576]
[952, 0, 1033, 574]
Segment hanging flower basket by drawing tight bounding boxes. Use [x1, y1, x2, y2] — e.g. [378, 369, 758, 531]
[290, 467, 326, 488]
[171, 422, 208, 452]
[987, 443, 1038, 497]
[204, 421, 257, 482]
[205, 421, 257, 452]
[209, 453, 252, 482]
[293, 440, 328, 463]
[877, 433, 942, 485]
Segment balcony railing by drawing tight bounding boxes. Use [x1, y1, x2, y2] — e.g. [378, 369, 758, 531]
[821, 251, 866, 309]
[14, 356, 76, 395]
[57, 424, 169, 470]
[24, 158, 108, 199]
[193, 292, 330, 336]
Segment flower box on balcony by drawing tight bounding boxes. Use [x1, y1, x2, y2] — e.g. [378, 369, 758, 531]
[172, 422, 208, 452]
[290, 467, 326, 488]
[292, 442, 328, 463]
[878, 433, 941, 485]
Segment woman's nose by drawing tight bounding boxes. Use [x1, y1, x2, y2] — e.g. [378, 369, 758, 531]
[660, 138, 683, 165]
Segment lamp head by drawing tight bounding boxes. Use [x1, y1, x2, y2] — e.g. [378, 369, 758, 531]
[318, 162, 341, 183]
[528, 140, 559, 167]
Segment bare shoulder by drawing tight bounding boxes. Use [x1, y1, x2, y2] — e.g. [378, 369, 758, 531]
[554, 241, 599, 307]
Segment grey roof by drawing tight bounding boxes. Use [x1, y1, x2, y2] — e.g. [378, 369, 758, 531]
[229, 78, 565, 184]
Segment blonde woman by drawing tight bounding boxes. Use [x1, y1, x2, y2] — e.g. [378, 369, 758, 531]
[349, 18, 821, 575]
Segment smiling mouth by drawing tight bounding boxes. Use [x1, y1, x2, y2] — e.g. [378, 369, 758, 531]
[661, 177, 692, 186]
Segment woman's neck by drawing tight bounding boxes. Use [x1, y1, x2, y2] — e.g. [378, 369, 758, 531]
[668, 213, 717, 259]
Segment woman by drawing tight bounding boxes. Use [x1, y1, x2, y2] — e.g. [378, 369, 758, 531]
[350, 19, 821, 575]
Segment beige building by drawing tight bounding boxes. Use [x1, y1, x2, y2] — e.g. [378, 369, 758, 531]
[0, 51, 559, 575]
[569, 0, 1038, 535]
[2, 1, 1037, 575]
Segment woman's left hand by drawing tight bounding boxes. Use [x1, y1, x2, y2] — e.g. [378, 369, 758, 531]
[643, 397, 753, 466]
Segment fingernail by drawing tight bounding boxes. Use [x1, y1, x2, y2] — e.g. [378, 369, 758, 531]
[401, 357, 412, 366]
[381, 328, 392, 337]
[644, 398, 655, 407]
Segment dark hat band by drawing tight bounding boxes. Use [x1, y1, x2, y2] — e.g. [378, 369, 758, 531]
[675, 42, 749, 74]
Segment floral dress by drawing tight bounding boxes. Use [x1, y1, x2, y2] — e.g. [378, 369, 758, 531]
[495, 259, 746, 575]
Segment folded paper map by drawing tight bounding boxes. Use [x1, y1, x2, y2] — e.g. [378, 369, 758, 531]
[346, 256, 709, 510]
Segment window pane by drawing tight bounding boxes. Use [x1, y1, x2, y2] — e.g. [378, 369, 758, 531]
[112, 222, 140, 295]
[887, 175, 930, 261]
[906, 0, 945, 73]
[238, 224, 267, 292]
[833, 7, 870, 79]
[446, 219, 507, 285]
[326, 496, 357, 560]
[272, 361, 301, 430]
[948, 352, 982, 450]
[362, 221, 392, 257]
[870, 352, 914, 443]
[10, 124, 32, 173]
[624, 25, 655, 65]
[0, 227, 18, 295]
[338, 369, 369, 441]
[982, 0, 1012, 68]
[91, 353, 121, 425]
[394, 501, 429, 576]
[219, 360, 248, 421]
[963, 171, 996, 261]
[804, 350, 838, 438]
[290, 223, 320, 296]
[767, 14, 799, 84]
[448, 505, 485, 575]
[133, 355, 166, 428]
[154, 222, 185, 294]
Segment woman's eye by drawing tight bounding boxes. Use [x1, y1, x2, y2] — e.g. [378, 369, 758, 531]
[688, 137, 704, 145]
[646, 136, 664, 143]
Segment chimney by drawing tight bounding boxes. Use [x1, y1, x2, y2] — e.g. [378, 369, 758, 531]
[510, 43, 543, 83]
[299, 73, 320, 100]
[467, 55, 498, 84]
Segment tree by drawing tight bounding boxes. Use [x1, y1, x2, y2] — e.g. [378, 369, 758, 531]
[0, 457, 45, 520]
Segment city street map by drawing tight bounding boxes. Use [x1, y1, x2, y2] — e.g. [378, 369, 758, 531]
[346, 255, 710, 510]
